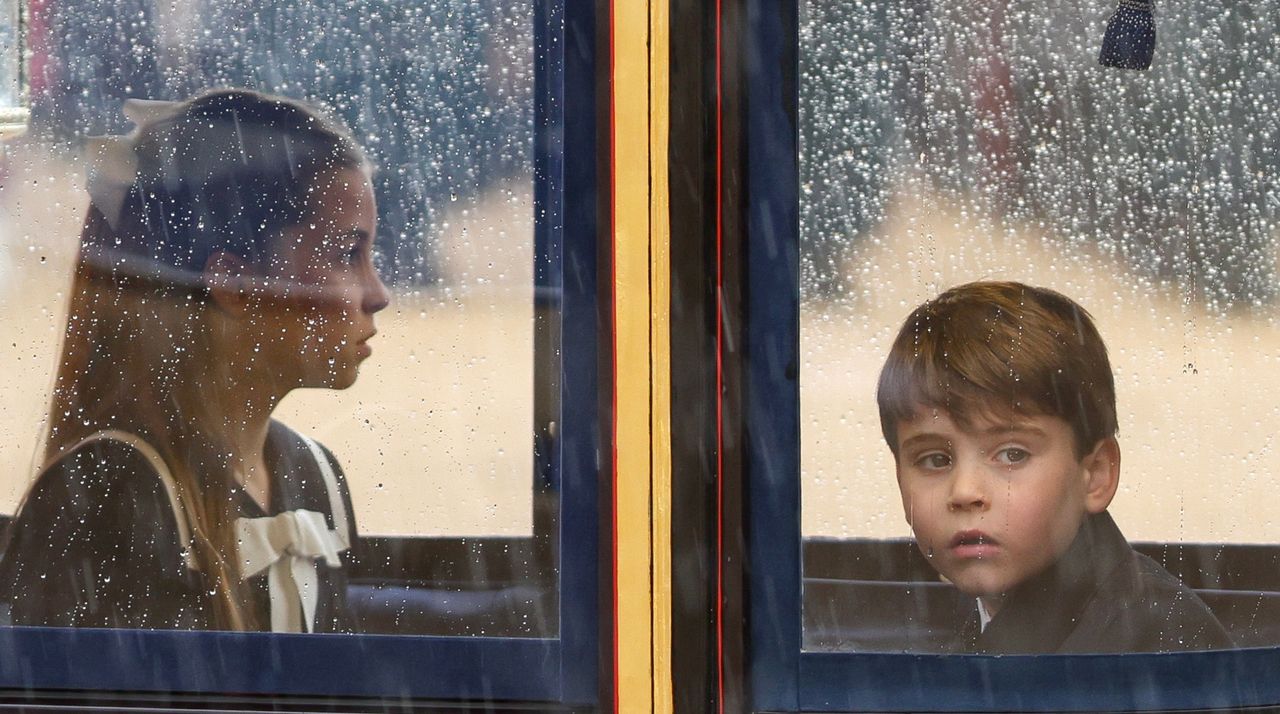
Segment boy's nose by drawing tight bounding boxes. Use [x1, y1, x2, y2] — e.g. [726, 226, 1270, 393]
[947, 465, 989, 512]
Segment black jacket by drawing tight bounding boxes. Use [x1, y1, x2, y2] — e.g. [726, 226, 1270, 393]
[0, 421, 360, 631]
[954, 511, 1233, 654]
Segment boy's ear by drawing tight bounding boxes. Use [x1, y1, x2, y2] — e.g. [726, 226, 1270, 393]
[1082, 436, 1121, 514]
[203, 251, 252, 317]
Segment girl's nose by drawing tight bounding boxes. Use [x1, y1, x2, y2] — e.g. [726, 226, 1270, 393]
[363, 264, 391, 314]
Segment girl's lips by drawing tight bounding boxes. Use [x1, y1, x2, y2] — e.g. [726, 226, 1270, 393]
[355, 331, 376, 358]
[949, 530, 1000, 559]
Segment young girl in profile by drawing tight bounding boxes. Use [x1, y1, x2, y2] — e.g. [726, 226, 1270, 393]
[0, 89, 390, 632]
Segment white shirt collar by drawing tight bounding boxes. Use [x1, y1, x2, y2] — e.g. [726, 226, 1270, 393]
[977, 598, 995, 632]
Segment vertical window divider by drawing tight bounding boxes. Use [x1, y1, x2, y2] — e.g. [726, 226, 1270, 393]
[647, 0, 674, 709]
[609, 0, 674, 709]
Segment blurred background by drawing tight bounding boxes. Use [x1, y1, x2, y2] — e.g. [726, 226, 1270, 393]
[2, 0, 1276, 549]
[799, 0, 1280, 544]
[0, 0, 537, 537]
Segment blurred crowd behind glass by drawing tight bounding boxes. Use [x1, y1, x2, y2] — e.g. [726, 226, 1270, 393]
[30, 0, 531, 286]
[802, 0, 1278, 308]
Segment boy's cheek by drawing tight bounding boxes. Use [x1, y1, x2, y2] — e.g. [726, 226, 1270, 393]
[900, 492, 932, 535]
[896, 482, 915, 525]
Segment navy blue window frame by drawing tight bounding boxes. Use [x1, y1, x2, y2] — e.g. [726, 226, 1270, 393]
[743, 0, 1280, 710]
[0, 0, 600, 706]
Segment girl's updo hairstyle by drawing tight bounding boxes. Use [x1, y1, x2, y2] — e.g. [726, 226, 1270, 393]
[87, 89, 367, 289]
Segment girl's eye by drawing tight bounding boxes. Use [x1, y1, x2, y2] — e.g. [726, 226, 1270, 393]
[916, 452, 951, 470]
[996, 447, 1030, 466]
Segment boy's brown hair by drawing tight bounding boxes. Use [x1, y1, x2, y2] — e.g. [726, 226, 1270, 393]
[877, 281, 1117, 458]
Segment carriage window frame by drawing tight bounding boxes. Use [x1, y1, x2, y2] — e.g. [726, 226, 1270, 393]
[0, 0, 601, 706]
[743, 0, 1280, 710]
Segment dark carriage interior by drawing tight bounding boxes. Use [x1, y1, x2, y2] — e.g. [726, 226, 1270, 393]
[0, 512, 559, 638]
[2, 505, 1275, 650]
[348, 535, 558, 637]
[803, 538, 1280, 652]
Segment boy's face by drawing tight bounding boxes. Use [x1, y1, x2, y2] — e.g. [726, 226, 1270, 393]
[894, 408, 1116, 609]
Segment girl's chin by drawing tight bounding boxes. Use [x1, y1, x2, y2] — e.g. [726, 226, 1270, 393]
[324, 367, 361, 390]
[294, 363, 360, 390]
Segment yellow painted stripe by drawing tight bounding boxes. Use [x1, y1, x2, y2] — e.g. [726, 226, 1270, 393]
[613, 0, 653, 710]
[647, 0, 672, 711]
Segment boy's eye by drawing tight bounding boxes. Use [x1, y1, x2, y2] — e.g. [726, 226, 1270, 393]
[916, 452, 951, 470]
[995, 447, 1029, 466]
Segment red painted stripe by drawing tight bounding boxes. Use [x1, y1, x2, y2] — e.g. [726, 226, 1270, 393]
[713, 1, 725, 712]
[609, 0, 620, 710]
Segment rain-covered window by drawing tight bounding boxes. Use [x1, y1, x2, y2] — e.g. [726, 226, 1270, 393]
[801, 0, 1278, 653]
[0, 0, 19, 122]
[0, 0, 553, 636]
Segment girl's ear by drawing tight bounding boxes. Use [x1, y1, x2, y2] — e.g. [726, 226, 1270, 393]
[203, 251, 252, 317]
[1082, 436, 1121, 514]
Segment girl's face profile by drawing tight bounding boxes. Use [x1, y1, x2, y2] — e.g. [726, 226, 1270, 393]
[248, 165, 390, 390]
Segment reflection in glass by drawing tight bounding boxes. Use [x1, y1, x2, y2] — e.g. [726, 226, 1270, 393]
[801, 0, 1280, 652]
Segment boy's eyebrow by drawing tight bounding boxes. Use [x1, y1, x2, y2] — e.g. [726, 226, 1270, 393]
[898, 433, 949, 453]
[897, 424, 1048, 452]
[982, 424, 1049, 438]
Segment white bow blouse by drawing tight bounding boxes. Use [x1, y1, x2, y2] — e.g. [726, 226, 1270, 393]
[68, 429, 352, 633]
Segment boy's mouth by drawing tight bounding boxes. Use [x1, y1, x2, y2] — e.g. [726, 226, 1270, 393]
[949, 530, 999, 558]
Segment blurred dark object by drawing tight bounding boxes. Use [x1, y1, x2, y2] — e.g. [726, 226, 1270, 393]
[29, 0, 163, 137]
[1099, 0, 1156, 70]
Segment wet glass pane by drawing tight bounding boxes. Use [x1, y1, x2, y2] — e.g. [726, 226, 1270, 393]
[801, 0, 1279, 653]
[0, 0, 554, 636]
[0, 0, 18, 108]
[0, 0, 25, 135]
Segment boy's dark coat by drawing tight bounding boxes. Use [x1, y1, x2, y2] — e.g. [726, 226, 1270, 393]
[954, 512, 1233, 654]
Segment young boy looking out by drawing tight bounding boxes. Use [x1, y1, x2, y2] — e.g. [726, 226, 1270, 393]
[877, 281, 1231, 653]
